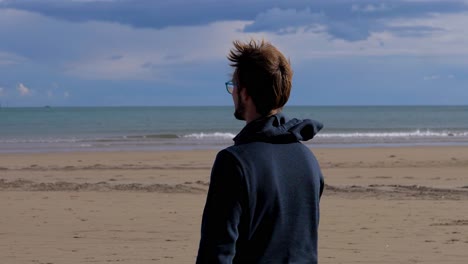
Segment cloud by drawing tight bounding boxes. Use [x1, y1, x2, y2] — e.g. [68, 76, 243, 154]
[0, 51, 26, 65]
[242, 2, 467, 41]
[423, 74, 456, 81]
[17, 83, 31, 96]
[351, 3, 389, 13]
[1, 6, 468, 86]
[0, 0, 467, 107]
[109, 55, 123, 60]
[260, 10, 468, 63]
[2, 5, 468, 71]
[0, 8, 253, 80]
[423, 74, 440, 80]
[0, 0, 252, 29]
[71, 0, 116, 2]
[379, 12, 468, 56]
[0, 87, 4, 96]
[243, 7, 378, 41]
[386, 25, 444, 37]
[59, 20, 251, 80]
[244, 8, 325, 34]
[2, 0, 468, 42]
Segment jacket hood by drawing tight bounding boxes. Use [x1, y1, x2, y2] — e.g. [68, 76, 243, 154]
[233, 112, 323, 145]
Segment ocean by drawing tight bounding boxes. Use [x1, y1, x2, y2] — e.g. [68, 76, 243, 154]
[0, 106, 467, 153]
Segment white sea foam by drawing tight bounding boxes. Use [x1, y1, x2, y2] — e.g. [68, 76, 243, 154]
[318, 130, 468, 138]
[183, 132, 236, 140]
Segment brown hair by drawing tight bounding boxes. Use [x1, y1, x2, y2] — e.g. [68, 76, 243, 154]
[228, 39, 293, 116]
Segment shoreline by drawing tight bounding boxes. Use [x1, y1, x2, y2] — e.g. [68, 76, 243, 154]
[2, 141, 468, 154]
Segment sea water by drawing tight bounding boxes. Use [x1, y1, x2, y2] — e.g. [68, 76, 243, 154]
[0, 106, 467, 153]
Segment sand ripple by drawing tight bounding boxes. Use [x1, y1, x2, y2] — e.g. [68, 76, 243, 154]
[1, 179, 467, 200]
[324, 184, 468, 200]
[0, 179, 205, 193]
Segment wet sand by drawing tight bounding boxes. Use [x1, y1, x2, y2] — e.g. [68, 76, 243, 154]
[0, 146, 467, 263]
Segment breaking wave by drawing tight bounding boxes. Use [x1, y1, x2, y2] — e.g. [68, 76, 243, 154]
[318, 130, 468, 138]
[183, 132, 236, 140]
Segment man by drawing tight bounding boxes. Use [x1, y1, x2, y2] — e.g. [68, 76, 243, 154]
[196, 39, 324, 264]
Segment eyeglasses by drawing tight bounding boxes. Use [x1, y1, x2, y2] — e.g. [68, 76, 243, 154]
[225, 81, 235, 94]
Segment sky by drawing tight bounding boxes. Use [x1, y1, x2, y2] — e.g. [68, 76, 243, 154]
[0, 0, 467, 106]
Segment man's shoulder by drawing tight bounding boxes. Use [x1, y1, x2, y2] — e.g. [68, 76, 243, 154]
[216, 144, 257, 166]
[222, 142, 263, 157]
[226, 140, 309, 153]
[223, 141, 312, 163]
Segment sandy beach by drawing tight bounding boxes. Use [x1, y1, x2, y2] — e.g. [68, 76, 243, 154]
[1, 146, 467, 263]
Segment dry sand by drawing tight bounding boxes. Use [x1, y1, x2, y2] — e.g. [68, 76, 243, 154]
[0, 146, 467, 263]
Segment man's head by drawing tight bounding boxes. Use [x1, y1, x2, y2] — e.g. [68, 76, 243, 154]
[228, 39, 293, 120]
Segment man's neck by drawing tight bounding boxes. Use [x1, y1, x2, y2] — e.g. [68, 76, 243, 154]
[244, 109, 280, 124]
[244, 111, 262, 124]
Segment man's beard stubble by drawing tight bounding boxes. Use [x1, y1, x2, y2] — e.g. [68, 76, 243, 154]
[234, 94, 245, 121]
